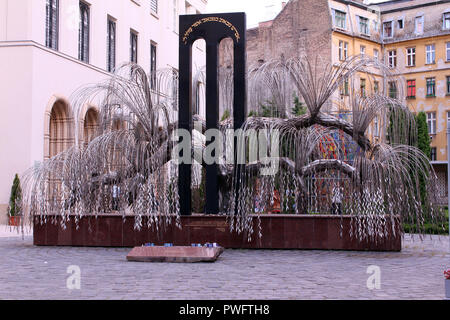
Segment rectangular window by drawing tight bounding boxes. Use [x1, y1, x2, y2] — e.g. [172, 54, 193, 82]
[340, 79, 349, 96]
[173, 0, 178, 32]
[388, 50, 397, 68]
[339, 41, 348, 61]
[431, 147, 437, 161]
[107, 18, 116, 72]
[383, 21, 393, 38]
[373, 116, 379, 137]
[45, 0, 59, 50]
[130, 30, 138, 63]
[427, 112, 436, 134]
[447, 42, 450, 61]
[360, 45, 366, 57]
[426, 44, 435, 64]
[415, 16, 424, 34]
[444, 12, 450, 29]
[360, 78, 366, 97]
[426, 78, 436, 97]
[150, 0, 158, 14]
[374, 81, 379, 94]
[388, 81, 397, 99]
[406, 47, 415, 67]
[373, 49, 379, 61]
[334, 10, 346, 29]
[407, 80, 416, 98]
[358, 16, 369, 35]
[78, 1, 90, 63]
[447, 76, 450, 95]
[398, 19, 404, 29]
[150, 42, 157, 89]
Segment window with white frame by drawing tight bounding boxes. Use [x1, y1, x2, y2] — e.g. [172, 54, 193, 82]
[444, 12, 450, 29]
[360, 45, 366, 57]
[406, 47, 415, 67]
[447, 111, 450, 125]
[358, 16, 369, 35]
[45, 0, 59, 50]
[339, 40, 348, 61]
[333, 10, 346, 29]
[383, 21, 393, 38]
[388, 50, 397, 68]
[415, 16, 424, 34]
[373, 49, 379, 61]
[427, 112, 436, 134]
[426, 44, 435, 64]
[447, 42, 450, 61]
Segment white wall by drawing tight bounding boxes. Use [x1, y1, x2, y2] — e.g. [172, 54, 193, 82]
[0, 0, 208, 223]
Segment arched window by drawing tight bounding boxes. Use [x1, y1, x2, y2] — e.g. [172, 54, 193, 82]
[48, 99, 73, 158]
[83, 108, 99, 146]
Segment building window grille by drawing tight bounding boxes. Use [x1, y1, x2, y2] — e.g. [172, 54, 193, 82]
[78, 1, 90, 63]
[45, 0, 59, 50]
[107, 18, 116, 72]
[150, 0, 158, 14]
[150, 43, 157, 89]
[130, 31, 138, 63]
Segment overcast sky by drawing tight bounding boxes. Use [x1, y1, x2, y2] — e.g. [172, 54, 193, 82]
[206, 0, 389, 29]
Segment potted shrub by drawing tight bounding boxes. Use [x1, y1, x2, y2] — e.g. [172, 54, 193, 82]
[7, 174, 22, 226]
[445, 269, 450, 299]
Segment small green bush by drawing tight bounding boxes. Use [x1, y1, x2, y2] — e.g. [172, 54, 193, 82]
[8, 174, 22, 217]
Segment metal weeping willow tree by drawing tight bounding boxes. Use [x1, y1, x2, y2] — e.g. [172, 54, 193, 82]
[21, 13, 446, 246]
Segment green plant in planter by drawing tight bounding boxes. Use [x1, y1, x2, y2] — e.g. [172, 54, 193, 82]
[8, 174, 22, 217]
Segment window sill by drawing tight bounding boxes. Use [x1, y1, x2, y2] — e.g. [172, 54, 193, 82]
[425, 62, 436, 65]
[406, 96, 416, 99]
[405, 65, 416, 68]
[151, 11, 159, 19]
[426, 95, 436, 98]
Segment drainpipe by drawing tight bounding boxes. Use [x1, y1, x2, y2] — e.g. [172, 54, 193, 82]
[447, 121, 450, 249]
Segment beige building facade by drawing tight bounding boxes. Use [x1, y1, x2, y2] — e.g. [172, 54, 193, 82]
[245, 0, 450, 204]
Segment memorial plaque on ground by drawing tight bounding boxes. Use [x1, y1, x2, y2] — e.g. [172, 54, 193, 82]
[126, 246, 225, 263]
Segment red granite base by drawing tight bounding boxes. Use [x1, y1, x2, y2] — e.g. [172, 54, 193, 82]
[126, 246, 225, 263]
[32, 214, 402, 251]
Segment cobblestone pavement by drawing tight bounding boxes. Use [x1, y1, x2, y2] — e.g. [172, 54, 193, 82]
[0, 232, 449, 300]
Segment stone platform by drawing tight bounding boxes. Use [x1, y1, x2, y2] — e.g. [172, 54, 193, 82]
[33, 214, 401, 251]
[126, 246, 224, 263]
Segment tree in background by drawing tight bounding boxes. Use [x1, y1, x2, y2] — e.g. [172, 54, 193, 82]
[416, 111, 431, 205]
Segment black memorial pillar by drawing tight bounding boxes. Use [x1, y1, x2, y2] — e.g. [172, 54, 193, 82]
[178, 13, 247, 215]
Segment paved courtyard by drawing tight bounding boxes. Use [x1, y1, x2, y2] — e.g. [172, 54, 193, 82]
[0, 225, 449, 300]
